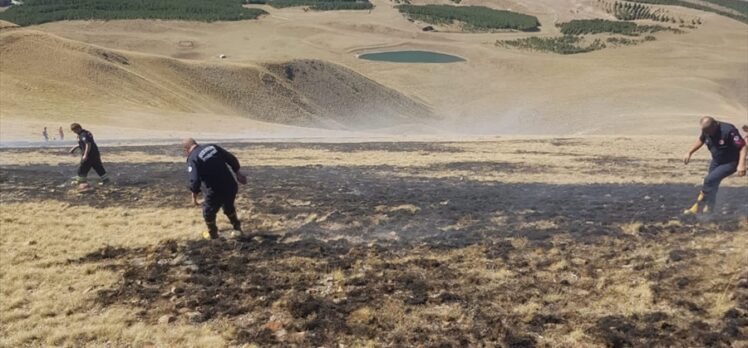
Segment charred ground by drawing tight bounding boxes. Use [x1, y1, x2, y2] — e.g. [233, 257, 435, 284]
[1, 139, 746, 347]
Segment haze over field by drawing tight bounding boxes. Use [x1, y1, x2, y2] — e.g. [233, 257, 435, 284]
[0, 0, 746, 141]
[1, 1, 747, 346]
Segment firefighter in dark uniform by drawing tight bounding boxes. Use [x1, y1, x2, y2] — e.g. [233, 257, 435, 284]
[182, 138, 246, 239]
[68, 123, 109, 185]
[683, 116, 746, 215]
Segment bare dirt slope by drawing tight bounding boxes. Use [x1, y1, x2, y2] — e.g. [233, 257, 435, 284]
[0, 28, 432, 140]
[0, 19, 16, 29]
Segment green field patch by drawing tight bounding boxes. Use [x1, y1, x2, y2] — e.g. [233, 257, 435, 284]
[498, 36, 607, 55]
[559, 19, 680, 36]
[396, 5, 540, 32]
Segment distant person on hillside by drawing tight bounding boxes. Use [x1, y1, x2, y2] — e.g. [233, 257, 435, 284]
[68, 123, 109, 185]
[182, 138, 247, 240]
[42, 127, 48, 141]
[58, 126, 64, 141]
[683, 116, 746, 215]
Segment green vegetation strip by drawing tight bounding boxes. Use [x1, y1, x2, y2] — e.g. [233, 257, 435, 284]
[500, 19, 675, 54]
[499, 36, 607, 55]
[256, 0, 373, 10]
[627, 0, 748, 24]
[559, 19, 679, 36]
[0, 0, 267, 26]
[396, 5, 540, 31]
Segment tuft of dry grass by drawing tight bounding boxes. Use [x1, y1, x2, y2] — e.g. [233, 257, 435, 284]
[620, 221, 644, 237]
[347, 306, 374, 325]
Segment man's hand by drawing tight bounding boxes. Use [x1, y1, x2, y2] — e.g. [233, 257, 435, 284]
[191, 192, 201, 206]
[738, 165, 746, 177]
[81, 155, 88, 162]
[236, 171, 247, 185]
[69, 146, 78, 154]
[684, 139, 703, 165]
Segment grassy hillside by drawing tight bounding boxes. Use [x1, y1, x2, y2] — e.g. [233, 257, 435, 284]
[396, 5, 540, 31]
[0, 29, 432, 130]
[0, 0, 267, 26]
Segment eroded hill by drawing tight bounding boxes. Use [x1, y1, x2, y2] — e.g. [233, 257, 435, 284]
[0, 27, 433, 134]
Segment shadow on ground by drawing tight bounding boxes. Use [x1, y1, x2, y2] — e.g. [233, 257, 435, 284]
[1, 160, 746, 243]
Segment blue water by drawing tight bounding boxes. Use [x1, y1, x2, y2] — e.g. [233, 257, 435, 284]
[358, 50, 465, 63]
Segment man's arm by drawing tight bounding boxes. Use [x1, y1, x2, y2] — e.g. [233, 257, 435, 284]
[82, 142, 91, 160]
[215, 145, 247, 184]
[216, 146, 240, 172]
[69, 145, 80, 154]
[188, 157, 202, 205]
[738, 145, 746, 176]
[734, 129, 746, 176]
[683, 138, 704, 165]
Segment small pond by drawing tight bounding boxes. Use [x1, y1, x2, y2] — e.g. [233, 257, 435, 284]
[358, 50, 465, 63]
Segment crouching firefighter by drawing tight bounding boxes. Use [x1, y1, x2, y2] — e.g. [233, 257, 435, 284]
[69, 123, 109, 185]
[182, 138, 247, 239]
[683, 116, 746, 215]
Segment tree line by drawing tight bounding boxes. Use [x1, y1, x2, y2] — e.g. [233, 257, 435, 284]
[0, 0, 267, 26]
[396, 5, 540, 31]
[499, 17, 678, 55]
[261, 0, 372, 10]
[498, 36, 607, 55]
[559, 19, 679, 36]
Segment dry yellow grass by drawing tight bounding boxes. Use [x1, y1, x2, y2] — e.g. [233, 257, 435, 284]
[0, 202, 233, 347]
[1, 202, 745, 346]
[0, 139, 746, 346]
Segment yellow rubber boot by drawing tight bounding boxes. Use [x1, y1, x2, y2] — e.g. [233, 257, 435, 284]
[683, 192, 705, 215]
[201, 230, 218, 240]
[683, 202, 700, 215]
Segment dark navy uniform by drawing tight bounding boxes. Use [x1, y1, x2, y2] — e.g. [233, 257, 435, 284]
[699, 122, 745, 208]
[76, 129, 108, 183]
[187, 144, 241, 236]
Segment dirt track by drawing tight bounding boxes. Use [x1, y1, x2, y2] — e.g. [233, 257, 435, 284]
[1, 140, 746, 347]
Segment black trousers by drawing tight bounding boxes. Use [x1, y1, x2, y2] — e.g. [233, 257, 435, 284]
[77, 155, 106, 180]
[202, 190, 238, 225]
